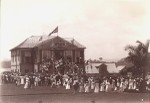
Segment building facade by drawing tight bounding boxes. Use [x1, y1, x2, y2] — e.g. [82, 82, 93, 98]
[10, 35, 86, 74]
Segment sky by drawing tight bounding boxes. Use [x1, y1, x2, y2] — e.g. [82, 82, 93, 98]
[1, 0, 150, 61]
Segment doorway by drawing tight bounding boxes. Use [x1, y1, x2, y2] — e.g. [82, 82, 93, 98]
[54, 50, 64, 60]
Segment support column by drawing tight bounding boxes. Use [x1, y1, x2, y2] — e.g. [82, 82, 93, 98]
[73, 50, 75, 63]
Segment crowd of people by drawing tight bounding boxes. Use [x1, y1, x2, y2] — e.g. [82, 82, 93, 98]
[1, 72, 150, 93]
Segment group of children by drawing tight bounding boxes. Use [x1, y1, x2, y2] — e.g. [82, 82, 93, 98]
[1, 72, 150, 93]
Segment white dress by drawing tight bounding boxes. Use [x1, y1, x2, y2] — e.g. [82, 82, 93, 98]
[91, 81, 95, 90]
[84, 83, 90, 92]
[100, 82, 105, 92]
[94, 83, 99, 93]
[21, 76, 25, 84]
[66, 80, 71, 89]
[105, 81, 110, 92]
[24, 77, 29, 89]
[34, 77, 39, 86]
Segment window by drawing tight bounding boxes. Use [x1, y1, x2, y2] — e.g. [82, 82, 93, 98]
[24, 51, 31, 63]
[12, 56, 14, 62]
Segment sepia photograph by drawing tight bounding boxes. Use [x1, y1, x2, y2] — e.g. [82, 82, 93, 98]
[0, 0, 150, 103]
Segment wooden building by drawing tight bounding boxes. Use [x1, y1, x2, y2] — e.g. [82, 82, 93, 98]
[10, 35, 86, 74]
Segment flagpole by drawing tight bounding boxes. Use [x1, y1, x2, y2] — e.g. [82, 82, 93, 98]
[72, 36, 75, 64]
[57, 26, 58, 36]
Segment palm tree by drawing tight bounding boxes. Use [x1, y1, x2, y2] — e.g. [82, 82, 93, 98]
[125, 40, 150, 78]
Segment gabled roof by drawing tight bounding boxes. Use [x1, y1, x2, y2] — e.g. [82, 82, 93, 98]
[10, 36, 41, 51]
[10, 35, 85, 51]
[86, 62, 123, 74]
[64, 38, 86, 49]
[34, 35, 56, 48]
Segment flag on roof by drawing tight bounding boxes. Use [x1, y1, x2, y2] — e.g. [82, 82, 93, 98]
[48, 26, 58, 36]
[39, 36, 43, 41]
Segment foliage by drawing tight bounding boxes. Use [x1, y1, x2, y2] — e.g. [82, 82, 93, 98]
[125, 40, 150, 77]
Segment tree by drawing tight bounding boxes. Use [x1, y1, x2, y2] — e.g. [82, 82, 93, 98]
[125, 40, 150, 78]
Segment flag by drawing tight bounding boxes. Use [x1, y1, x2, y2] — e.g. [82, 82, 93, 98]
[49, 26, 58, 36]
[39, 36, 43, 41]
[55, 58, 63, 68]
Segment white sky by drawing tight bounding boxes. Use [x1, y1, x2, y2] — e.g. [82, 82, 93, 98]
[1, 0, 150, 61]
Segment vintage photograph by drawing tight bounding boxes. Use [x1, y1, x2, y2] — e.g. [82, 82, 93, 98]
[0, 0, 150, 103]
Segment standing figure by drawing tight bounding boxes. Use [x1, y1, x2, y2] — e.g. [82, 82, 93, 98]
[84, 81, 90, 93]
[56, 79, 61, 88]
[16, 76, 21, 86]
[146, 78, 150, 91]
[45, 76, 48, 86]
[133, 79, 137, 90]
[24, 76, 30, 89]
[94, 78, 100, 93]
[90, 78, 95, 92]
[51, 76, 56, 88]
[29, 76, 34, 88]
[34, 76, 39, 86]
[20, 76, 25, 85]
[79, 78, 85, 93]
[66, 78, 71, 90]
[128, 78, 134, 90]
[73, 79, 79, 94]
[120, 79, 125, 92]
[105, 79, 110, 92]
[111, 79, 116, 91]
[100, 80, 105, 92]
[116, 78, 121, 91]
[124, 79, 129, 91]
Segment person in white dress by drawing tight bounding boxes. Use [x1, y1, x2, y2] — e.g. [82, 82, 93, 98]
[66, 78, 71, 90]
[79, 78, 85, 93]
[84, 81, 90, 93]
[34, 76, 39, 86]
[128, 78, 134, 90]
[94, 78, 100, 93]
[91, 78, 95, 92]
[20, 76, 25, 85]
[133, 79, 137, 90]
[100, 80, 105, 92]
[105, 79, 110, 92]
[24, 76, 30, 89]
[51, 76, 56, 88]
[120, 79, 125, 92]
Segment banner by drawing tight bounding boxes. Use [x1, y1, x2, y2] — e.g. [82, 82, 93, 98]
[55, 58, 63, 68]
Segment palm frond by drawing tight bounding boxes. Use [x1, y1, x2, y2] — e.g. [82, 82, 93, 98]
[136, 40, 143, 45]
[144, 40, 150, 53]
[125, 45, 136, 52]
[125, 40, 149, 77]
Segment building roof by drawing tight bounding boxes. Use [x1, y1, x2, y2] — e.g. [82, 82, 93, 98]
[85, 62, 123, 74]
[10, 36, 42, 50]
[64, 38, 86, 49]
[10, 35, 85, 51]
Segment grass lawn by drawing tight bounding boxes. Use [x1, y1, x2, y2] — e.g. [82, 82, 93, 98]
[0, 84, 149, 103]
